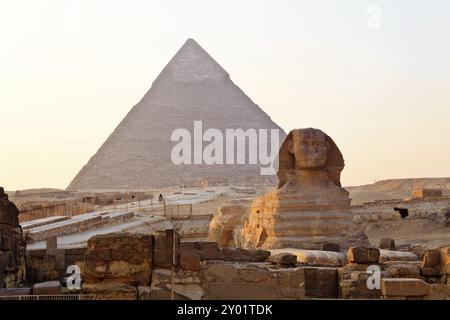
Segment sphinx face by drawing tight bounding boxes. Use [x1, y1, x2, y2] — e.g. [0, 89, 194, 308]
[289, 129, 329, 169]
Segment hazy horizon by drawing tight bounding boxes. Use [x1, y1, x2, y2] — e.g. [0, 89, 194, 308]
[1, 0, 450, 191]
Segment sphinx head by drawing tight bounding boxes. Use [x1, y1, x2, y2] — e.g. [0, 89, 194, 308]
[278, 128, 345, 187]
[288, 129, 329, 169]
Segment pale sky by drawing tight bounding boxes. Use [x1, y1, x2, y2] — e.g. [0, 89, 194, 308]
[1, 0, 450, 190]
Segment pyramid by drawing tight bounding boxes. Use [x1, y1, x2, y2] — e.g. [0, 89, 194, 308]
[68, 39, 286, 190]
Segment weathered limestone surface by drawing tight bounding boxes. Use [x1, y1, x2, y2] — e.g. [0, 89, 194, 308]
[150, 268, 204, 300]
[382, 278, 429, 298]
[236, 129, 362, 250]
[268, 252, 297, 267]
[303, 267, 338, 298]
[379, 250, 419, 263]
[0, 287, 32, 296]
[148, 259, 340, 300]
[153, 230, 180, 268]
[180, 241, 270, 262]
[383, 261, 422, 279]
[425, 284, 450, 300]
[379, 238, 396, 250]
[179, 253, 202, 271]
[80, 233, 153, 286]
[83, 282, 137, 300]
[348, 246, 380, 264]
[271, 248, 346, 267]
[340, 272, 384, 299]
[201, 261, 306, 300]
[26, 247, 86, 283]
[0, 187, 26, 288]
[412, 188, 443, 199]
[208, 200, 250, 248]
[440, 246, 450, 276]
[32, 281, 61, 295]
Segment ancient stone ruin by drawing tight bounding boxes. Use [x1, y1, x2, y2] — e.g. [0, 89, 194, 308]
[0, 187, 25, 288]
[67, 38, 285, 190]
[31, 232, 449, 300]
[210, 128, 364, 250]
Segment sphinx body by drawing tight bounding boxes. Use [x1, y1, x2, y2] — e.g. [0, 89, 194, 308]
[238, 128, 355, 250]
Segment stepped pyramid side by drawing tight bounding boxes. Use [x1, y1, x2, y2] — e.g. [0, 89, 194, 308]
[67, 39, 286, 191]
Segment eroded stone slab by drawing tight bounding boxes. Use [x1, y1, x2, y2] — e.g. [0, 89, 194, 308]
[379, 250, 419, 263]
[32, 281, 61, 295]
[271, 249, 346, 267]
[382, 278, 429, 297]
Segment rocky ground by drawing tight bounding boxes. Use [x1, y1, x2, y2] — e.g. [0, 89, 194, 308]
[11, 180, 450, 254]
[365, 219, 450, 250]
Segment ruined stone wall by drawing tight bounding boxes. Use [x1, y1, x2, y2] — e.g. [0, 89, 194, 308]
[147, 242, 450, 300]
[351, 197, 450, 225]
[25, 247, 86, 283]
[18, 201, 95, 223]
[26, 212, 134, 243]
[21, 231, 450, 300]
[0, 188, 26, 288]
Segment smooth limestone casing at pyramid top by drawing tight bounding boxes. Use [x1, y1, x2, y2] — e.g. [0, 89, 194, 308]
[68, 39, 286, 190]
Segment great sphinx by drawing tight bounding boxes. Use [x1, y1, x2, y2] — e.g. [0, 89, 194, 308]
[236, 128, 356, 250]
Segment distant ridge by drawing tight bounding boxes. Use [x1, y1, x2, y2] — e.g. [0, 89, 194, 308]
[347, 177, 450, 204]
[347, 177, 450, 191]
[68, 39, 286, 190]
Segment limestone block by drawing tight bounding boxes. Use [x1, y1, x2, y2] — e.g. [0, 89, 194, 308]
[304, 267, 338, 298]
[137, 286, 152, 300]
[81, 233, 153, 286]
[180, 242, 270, 262]
[201, 261, 238, 282]
[221, 248, 270, 262]
[270, 268, 305, 288]
[440, 246, 450, 275]
[0, 188, 25, 288]
[268, 253, 297, 266]
[179, 253, 201, 271]
[271, 249, 346, 267]
[150, 268, 204, 300]
[321, 243, 340, 252]
[423, 250, 441, 268]
[348, 246, 380, 264]
[0, 287, 32, 296]
[379, 250, 419, 263]
[208, 200, 249, 248]
[421, 267, 441, 277]
[237, 267, 270, 283]
[383, 261, 421, 278]
[208, 282, 280, 300]
[82, 282, 137, 300]
[379, 238, 396, 250]
[340, 271, 384, 299]
[381, 278, 429, 297]
[153, 230, 179, 268]
[32, 281, 61, 295]
[180, 242, 222, 260]
[425, 284, 450, 300]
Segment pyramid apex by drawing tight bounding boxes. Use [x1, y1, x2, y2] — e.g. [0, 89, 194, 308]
[185, 38, 198, 44]
[179, 38, 203, 51]
[155, 38, 228, 83]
